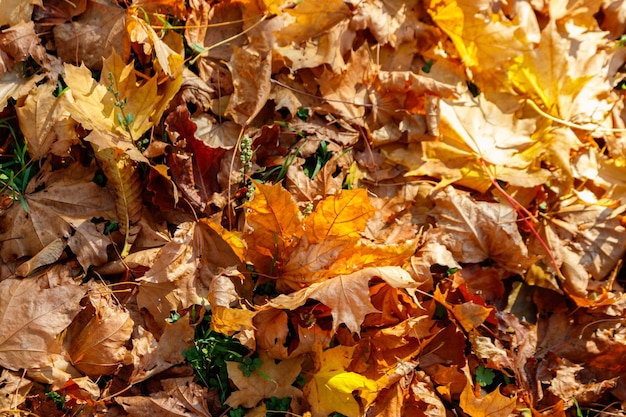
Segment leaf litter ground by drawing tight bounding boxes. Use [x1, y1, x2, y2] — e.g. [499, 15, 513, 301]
[1, 1, 626, 416]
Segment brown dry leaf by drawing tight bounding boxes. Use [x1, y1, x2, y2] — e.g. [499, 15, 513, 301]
[316, 45, 374, 123]
[116, 376, 211, 417]
[65, 282, 133, 377]
[0, 21, 47, 69]
[0, 276, 85, 370]
[531, 197, 626, 298]
[431, 186, 532, 274]
[225, 45, 271, 125]
[225, 350, 303, 409]
[52, 0, 125, 70]
[0, 160, 115, 266]
[269, 266, 414, 334]
[138, 219, 245, 325]
[0, 369, 32, 409]
[129, 319, 194, 384]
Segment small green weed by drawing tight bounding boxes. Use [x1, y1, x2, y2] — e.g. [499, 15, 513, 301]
[0, 118, 37, 211]
[45, 389, 65, 411]
[265, 396, 292, 416]
[475, 365, 496, 387]
[183, 314, 250, 403]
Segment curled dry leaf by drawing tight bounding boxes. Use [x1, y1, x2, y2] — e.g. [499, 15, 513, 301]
[65, 282, 133, 377]
[431, 186, 532, 273]
[116, 376, 211, 417]
[129, 319, 194, 385]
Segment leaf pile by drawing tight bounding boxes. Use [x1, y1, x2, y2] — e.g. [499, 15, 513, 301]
[0, 0, 626, 416]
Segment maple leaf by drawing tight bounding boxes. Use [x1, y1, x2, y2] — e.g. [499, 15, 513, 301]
[305, 344, 377, 417]
[406, 96, 551, 192]
[430, 186, 532, 274]
[427, 0, 540, 93]
[51, 0, 125, 70]
[271, 0, 350, 45]
[459, 383, 517, 417]
[116, 376, 211, 417]
[0, 160, 116, 269]
[269, 266, 414, 334]
[225, 350, 303, 409]
[280, 188, 378, 285]
[15, 81, 78, 160]
[63, 50, 181, 153]
[0, 276, 85, 370]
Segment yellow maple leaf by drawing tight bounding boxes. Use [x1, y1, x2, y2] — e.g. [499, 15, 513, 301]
[63, 51, 182, 151]
[305, 344, 377, 417]
[427, 0, 539, 93]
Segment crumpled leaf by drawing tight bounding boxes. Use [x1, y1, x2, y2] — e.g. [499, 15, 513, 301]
[431, 186, 532, 273]
[0, 369, 32, 409]
[226, 45, 271, 125]
[225, 350, 303, 409]
[129, 319, 194, 384]
[138, 219, 245, 325]
[65, 282, 133, 377]
[531, 197, 626, 298]
[116, 376, 211, 417]
[0, 276, 85, 370]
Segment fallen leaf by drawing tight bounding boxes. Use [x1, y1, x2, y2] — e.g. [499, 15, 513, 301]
[431, 186, 532, 274]
[269, 266, 413, 334]
[0, 276, 85, 370]
[116, 376, 211, 417]
[129, 319, 194, 384]
[0, 369, 32, 409]
[0, 160, 116, 266]
[225, 350, 303, 408]
[65, 282, 134, 377]
[305, 344, 377, 417]
[459, 383, 517, 417]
